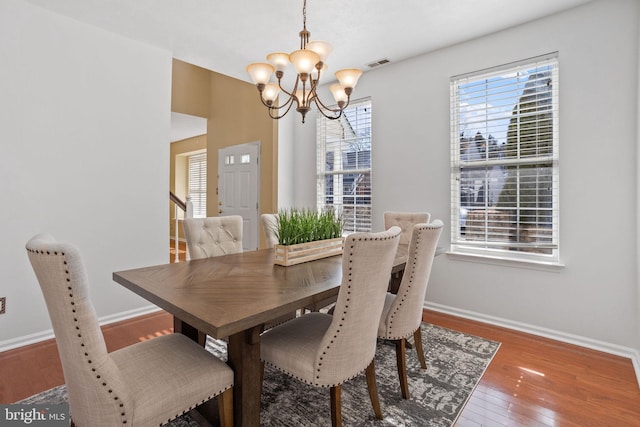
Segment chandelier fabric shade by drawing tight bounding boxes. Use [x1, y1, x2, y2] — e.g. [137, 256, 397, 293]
[246, 0, 362, 123]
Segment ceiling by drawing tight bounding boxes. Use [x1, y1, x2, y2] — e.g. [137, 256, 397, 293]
[24, 0, 594, 140]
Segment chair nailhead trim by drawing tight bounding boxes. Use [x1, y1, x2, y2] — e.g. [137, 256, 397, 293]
[27, 248, 129, 425]
[161, 385, 233, 426]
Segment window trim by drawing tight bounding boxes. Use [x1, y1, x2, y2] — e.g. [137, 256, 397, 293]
[449, 53, 560, 265]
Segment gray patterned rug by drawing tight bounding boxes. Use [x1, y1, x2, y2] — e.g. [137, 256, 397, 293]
[19, 323, 500, 426]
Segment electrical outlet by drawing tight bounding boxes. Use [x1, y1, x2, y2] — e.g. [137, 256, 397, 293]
[0, 297, 5, 314]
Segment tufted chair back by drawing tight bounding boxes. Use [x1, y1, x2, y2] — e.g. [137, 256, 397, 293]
[383, 211, 431, 246]
[26, 234, 235, 426]
[183, 216, 243, 260]
[315, 226, 401, 386]
[379, 220, 443, 339]
[261, 213, 279, 249]
[26, 234, 133, 425]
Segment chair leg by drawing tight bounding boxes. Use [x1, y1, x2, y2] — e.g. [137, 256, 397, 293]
[330, 385, 342, 427]
[394, 338, 410, 399]
[413, 328, 427, 369]
[365, 360, 383, 419]
[217, 388, 234, 427]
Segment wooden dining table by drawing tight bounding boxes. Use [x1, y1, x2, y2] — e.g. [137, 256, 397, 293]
[113, 245, 408, 427]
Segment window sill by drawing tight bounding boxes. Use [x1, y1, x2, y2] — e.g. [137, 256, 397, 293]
[446, 250, 565, 272]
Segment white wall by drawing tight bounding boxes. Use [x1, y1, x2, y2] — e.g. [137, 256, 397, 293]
[277, 112, 295, 210]
[0, 0, 171, 348]
[293, 0, 640, 353]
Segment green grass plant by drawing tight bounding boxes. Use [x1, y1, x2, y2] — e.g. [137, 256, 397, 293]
[276, 208, 343, 245]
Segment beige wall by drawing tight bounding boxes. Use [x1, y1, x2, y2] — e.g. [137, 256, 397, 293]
[171, 59, 210, 118]
[171, 59, 278, 248]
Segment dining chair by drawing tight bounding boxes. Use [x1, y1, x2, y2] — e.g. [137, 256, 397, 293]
[183, 215, 243, 260]
[377, 220, 443, 399]
[261, 213, 279, 248]
[260, 226, 402, 427]
[383, 211, 431, 246]
[26, 234, 234, 427]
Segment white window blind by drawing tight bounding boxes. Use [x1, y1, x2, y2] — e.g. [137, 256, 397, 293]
[317, 98, 372, 233]
[450, 53, 559, 263]
[188, 153, 207, 218]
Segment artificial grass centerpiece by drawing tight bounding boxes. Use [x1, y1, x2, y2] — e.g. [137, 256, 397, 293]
[276, 208, 343, 246]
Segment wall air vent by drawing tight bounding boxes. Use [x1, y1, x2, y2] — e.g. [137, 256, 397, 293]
[366, 58, 391, 68]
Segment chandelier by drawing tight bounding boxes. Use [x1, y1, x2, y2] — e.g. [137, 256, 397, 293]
[246, 0, 362, 123]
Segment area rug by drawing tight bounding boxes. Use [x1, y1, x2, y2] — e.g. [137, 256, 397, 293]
[18, 323, 500, 426]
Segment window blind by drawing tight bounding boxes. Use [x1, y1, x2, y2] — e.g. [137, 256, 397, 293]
[450, 53, 559, 263]
[188, 152, 207, 218]
[317, 98, 372, 233]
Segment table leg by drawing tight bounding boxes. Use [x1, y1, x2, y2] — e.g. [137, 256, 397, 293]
[227, 325, 262, 427]
[388, 270, 404, 294]
[173, 316, 206, 346]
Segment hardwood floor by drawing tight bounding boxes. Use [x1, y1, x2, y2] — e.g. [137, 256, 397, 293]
[2, 308, 638, 426]
[424, 310, 640, 427]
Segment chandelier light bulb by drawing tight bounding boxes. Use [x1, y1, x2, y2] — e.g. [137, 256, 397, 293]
[306, 41, 333, 63]
[262, 83, 280, 103]
[266, 52, 290, 72]
[289, 49, 320, 75]
[335, 68, 363, 89]
[330, 83, 348, 104]
[246, 63, 274, 85]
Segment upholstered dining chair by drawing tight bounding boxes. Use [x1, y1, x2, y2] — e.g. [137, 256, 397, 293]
[383, 211, 431, 246]
[260, 227, 401, 427]
[26, 234, 234, 427]
[377, 220, 443, 399]
[261, 213, 279, 248]
[183, 215, 243, 260]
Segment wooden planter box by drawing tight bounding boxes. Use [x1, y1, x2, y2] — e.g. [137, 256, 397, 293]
[274, 237, 344, 266]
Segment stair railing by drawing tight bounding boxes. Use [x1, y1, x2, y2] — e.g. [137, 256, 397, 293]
[169, 191, 193, 261]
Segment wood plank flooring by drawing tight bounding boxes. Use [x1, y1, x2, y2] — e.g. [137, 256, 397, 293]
[425, 310, 640, 426]
[2, 308, 638, 426]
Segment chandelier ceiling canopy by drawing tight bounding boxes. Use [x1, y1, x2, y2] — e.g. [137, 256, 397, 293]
[246, 0, 362, 123]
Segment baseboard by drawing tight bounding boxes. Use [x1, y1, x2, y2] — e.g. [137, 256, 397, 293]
[425, 302, 640, 388]
[0, 305, 162, 352]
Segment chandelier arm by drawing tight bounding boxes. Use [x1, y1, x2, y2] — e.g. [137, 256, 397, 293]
[276, 74, 300, 100]
[268, 98, 297, 120]
[260, 91, 296, 111]
[312, 97, 344, 120]
[313, 92, 348, 113]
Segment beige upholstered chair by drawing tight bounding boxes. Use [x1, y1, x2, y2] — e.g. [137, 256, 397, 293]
[261, 213, 279, 248]
[377, 220, 443, 399]
[383, 211, 431, 246]
[26, 234, 234, 427]
[183, 215, 243, 260]
[260, 227, 401, 427]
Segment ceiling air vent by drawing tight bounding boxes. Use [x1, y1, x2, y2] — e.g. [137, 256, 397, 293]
[366, 58, 391, 68]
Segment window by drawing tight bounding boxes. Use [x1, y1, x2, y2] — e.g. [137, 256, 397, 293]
[317, 98, 372, 233]
[450, 53, 559, 263]
[188, 152, 207, 218]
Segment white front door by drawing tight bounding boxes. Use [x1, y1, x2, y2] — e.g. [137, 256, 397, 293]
[218, 142, 260, 251]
